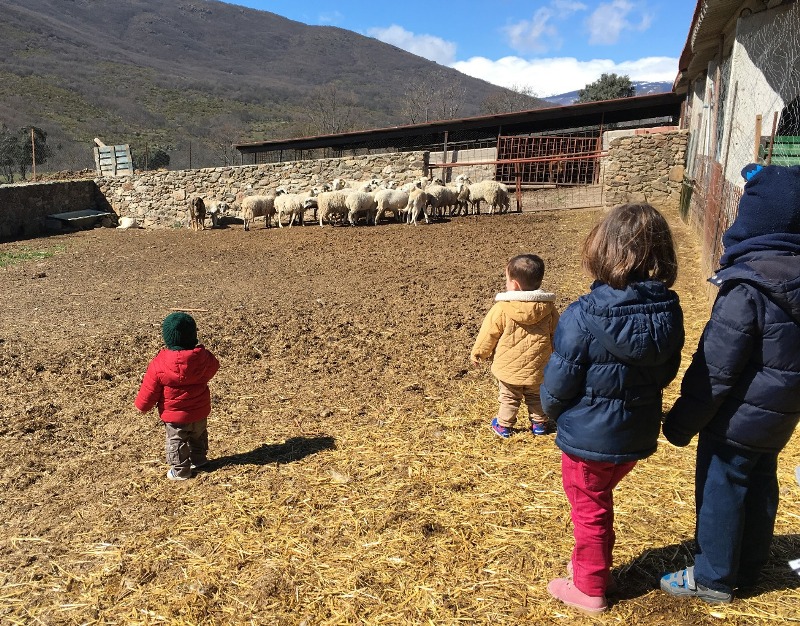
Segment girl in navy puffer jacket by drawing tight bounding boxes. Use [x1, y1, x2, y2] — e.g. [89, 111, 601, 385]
[661, 164, 800, 604]
[541, 203, 684, 615]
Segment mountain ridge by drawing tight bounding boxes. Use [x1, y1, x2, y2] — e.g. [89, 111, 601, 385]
[0, 0, 546, 169]
[543, 81, 674, 106]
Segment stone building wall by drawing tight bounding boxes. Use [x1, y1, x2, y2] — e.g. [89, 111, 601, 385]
[602, 130, 688, 211]
[96, 151, 428, 228]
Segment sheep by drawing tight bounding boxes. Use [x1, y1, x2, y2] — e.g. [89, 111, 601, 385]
[275, 188, 315, 227]
[303, 184, 331, 222]
[454, 181, 472, 216]
[405, 188, 432, 225]
[188, 196, 205, 231]
[241, 194, 276, 231]
[314, 190, 351, 227]
[346, 190, 378, 226]
[423, 184, 458, 219]
[468, 180, 510, 215]
[331, 177, 381, 192]
[374, 188, 410, 224]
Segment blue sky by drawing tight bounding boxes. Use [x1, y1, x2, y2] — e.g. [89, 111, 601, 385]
[222, 0, 698, 97]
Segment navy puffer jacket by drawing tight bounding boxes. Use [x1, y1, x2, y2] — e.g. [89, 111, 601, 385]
[663, 251, 800, 452]
[541, 281, 684, 463]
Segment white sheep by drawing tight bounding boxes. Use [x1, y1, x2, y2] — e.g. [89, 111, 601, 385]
[331, 177, 380, 192]
[374, 188, 410, 223]
[275, 188, 316, 227]
[315, 190, 351, 227]
[346, 191, 378, 226]
[241, 194, 276, 231]
[405, 188, 431, 225]
[468, 180, 510, 215]
[423, 184, 458, 219]
[454, 182, 471, 216]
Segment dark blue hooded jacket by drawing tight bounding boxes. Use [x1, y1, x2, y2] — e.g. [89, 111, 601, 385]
[540, 280, 684, 463]
[663, 164, 800, 453]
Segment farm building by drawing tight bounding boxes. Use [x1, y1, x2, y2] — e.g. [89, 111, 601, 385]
[676, 0, 800, 272]
[234, 93, 682, 189]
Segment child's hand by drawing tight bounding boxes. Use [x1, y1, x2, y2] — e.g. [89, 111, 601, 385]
[470, 356, 481, 367]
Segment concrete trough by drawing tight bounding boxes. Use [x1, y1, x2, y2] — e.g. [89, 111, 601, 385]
[46, 209, 113, 231]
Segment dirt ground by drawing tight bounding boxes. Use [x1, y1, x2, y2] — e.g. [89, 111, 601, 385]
[1, 209, 798, 625]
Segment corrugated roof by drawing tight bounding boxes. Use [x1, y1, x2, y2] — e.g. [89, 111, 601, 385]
[235, 92, 681, 155]
[675, 0, 756, 92]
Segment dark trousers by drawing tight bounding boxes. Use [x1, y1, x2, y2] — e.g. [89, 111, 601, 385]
[694, 432, 779, 593]
[165, 419, 208, 478]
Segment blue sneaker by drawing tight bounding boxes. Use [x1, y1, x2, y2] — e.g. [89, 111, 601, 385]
[491, 418, 512, 438]
[531, 421, 549, 435]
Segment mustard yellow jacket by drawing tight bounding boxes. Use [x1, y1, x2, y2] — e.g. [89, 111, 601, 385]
[470, 290, 559, 387]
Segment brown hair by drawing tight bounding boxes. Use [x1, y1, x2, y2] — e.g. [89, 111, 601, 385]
[582, 203, 677, 289]
[507, 254, 545, 291]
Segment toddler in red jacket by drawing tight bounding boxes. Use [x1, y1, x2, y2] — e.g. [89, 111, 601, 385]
[135, 312, 220, 480]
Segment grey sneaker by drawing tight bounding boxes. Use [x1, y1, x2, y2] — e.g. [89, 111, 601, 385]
[660, 566, 732, 604]
[167, 468, 190, 481]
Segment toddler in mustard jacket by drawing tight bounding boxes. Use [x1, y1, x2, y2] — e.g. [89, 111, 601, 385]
[470, 254, 559, 437]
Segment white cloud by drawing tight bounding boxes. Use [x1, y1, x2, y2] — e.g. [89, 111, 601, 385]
[552, 0, 588, 14]
[586, 0, 653, 46]
[366, 25, 457, 65]
[451, 55, 677, 97]
[317, 11, 343, 25]
[503, 8, 561, 54]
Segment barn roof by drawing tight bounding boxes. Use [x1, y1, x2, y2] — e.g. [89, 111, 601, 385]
[674, 0, 750, 93]
[235, 92, 681, 158]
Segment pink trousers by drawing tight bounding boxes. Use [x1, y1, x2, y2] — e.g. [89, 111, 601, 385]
[561, 452, 636, 596]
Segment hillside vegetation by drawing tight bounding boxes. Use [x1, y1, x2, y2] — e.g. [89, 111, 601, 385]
[0, 0, 546, 170]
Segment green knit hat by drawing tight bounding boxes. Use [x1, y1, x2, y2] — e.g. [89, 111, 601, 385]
[162, 312, 198, 350]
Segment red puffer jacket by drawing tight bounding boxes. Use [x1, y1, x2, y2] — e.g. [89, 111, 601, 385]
[135, 346, 220, 424]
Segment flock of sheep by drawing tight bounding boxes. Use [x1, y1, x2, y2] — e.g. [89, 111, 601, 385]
[187, 176, 513, 231]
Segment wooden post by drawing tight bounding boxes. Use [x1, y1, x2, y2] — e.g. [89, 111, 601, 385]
[766, 111, 779, 165]
[708, 36, 724, 161]
[722, 82, 737, 173]
[442, 131, 449, 183]
[754, 114, 763, 162]
[30, 127, 36, 181]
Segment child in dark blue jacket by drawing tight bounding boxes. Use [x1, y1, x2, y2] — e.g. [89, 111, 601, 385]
[541, 203, 685, 615]
[661, 164, 800, 604]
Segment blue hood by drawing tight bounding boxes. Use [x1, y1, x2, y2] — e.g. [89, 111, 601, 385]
[720, 164, 800, 266]
[579, 281, 684, 366]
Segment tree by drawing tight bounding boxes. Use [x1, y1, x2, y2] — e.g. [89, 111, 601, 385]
[0, 125, 51, 181]
[481, 84, 540, 115]
[304, 83, 357, 135]
[20, 126, 53, 179]
[0, 124, 21, 183]
[400, 71, 468, 124]
[577, 73, 635, 103]
[132, 144, 171, 170]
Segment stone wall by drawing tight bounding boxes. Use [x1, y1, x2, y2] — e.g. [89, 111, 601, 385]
[96, 151, 428, 228]
[0, 180, 107, 241]
[602, 130, 688, 211]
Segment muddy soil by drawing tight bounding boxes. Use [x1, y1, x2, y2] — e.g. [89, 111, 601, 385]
[1, 210, 797, 625]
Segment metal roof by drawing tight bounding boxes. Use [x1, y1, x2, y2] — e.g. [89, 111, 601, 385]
[674, 0, 763, 93]
[235, 92, 682, 156]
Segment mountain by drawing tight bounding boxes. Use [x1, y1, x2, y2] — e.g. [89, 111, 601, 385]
[0, 0, 546, 170]
[543, 81, 674, 106]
